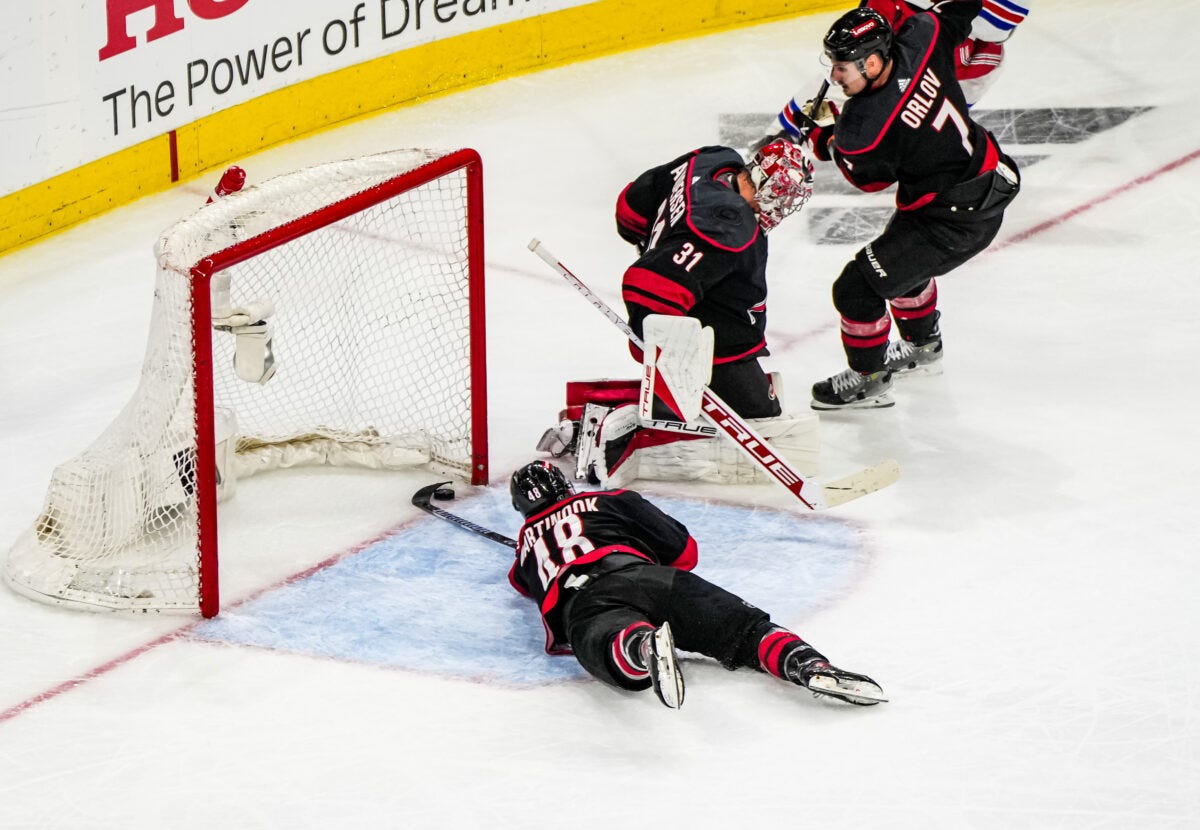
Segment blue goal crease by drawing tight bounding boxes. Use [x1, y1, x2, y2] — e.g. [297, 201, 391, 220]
[191, 488, 866, 685]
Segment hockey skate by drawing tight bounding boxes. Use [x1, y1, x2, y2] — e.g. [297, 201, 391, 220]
[885, 337, 943, 376]
[811, 368, 894, 410]
[642, 621, 685, 709]
[788, 656, 887, 706]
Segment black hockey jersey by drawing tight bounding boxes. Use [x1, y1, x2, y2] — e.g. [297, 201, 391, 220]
[615, 146, 771, 365]
[508, 489, 698, 654]
[829, 0, 1011, 209]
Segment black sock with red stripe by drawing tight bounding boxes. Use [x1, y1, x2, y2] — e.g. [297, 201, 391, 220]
[757, 627, 824, 681]
[610, 621, 656, 683]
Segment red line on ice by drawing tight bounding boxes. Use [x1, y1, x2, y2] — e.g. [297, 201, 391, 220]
[0, 516, 421, 726]
[992, 147, 1200, 250]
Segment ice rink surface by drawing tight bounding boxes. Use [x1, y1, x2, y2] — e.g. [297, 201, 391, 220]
[2, 1, 1198, 826]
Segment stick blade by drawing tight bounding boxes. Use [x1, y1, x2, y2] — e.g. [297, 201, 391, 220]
[820, 459, 900, 508]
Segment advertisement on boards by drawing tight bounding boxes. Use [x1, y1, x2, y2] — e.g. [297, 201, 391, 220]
[0, 0, 597, 198]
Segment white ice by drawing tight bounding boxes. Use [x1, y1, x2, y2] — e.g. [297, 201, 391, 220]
[2, 1, 1198, 827]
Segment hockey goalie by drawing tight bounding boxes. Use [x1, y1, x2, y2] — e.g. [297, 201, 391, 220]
[537, 142, 821, 489]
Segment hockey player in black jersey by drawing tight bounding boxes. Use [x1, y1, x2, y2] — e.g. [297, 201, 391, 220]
[780, 3, 1021, 409]
[541, 142, 822, 489]
[507, 460, 887, 709]
[615, 144, 816, 418]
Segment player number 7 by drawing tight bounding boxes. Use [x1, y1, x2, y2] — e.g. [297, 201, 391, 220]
[932, 99, 972, 156]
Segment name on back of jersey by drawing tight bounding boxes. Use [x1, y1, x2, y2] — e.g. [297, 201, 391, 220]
[520, 496, 601, 554]
[901, 67, 943, 129]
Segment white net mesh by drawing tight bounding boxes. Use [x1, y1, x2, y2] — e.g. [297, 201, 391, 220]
[5, 149, 485, 613]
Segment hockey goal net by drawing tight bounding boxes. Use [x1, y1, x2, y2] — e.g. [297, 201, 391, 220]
[5, 148, 487, 617]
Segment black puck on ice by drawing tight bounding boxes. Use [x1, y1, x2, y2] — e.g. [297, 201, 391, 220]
[433, 488, 455, 501]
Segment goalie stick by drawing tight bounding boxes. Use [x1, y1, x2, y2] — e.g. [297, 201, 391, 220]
[752, 79, 830, 154]
[412, 481, 517, 548]
[527, 239, 899, 510]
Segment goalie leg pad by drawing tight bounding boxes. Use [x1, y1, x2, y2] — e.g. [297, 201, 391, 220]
[640, 315, 713, 423]
[575, 405, 817, 488]
[628, 412, 820, 485]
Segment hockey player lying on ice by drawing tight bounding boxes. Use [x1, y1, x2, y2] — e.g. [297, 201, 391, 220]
[508, 460, 887, 709]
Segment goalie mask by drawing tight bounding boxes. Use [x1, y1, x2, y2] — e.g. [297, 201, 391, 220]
[510, 460, 575, 518]
[748, 140, 814, 233]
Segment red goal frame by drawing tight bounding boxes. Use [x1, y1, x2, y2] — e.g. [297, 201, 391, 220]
[188, 149, 487, 617]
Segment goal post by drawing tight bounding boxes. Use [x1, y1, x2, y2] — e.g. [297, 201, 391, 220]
[5, 148, 488, 618]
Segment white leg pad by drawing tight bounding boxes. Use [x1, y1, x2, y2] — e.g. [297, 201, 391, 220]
[632, 411, 820, 485]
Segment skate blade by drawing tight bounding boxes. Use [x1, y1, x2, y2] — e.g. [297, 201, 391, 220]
[810, 392, 895, 411]
[649, 622, 685, 710]
[894, 363, 943, 378]
[806, 674, 888, 706]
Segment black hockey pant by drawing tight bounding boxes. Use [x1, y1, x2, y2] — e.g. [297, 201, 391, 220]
[562, 557, 771, 692]
[832, 166, 1019, 373]
[709, 356, 781, 419]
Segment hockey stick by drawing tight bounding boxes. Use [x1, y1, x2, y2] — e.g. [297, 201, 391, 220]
[791, 79, 830, 143]
[528, 239, 899, 510]
[821, 458, 900, 508]
[412, 481, 517, 549]
[751, 79, 831, 154]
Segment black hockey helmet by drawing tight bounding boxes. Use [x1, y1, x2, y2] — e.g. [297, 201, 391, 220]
[823, 7, 893, 65]
[510, 460, 574, 518]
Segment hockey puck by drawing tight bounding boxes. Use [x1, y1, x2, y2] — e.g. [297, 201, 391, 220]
[433, 488, 455, 501]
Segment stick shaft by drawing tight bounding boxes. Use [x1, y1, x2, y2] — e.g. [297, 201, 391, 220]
[412, 482, 517, 548]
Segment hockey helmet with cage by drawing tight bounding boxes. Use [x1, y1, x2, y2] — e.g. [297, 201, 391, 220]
[510, 460, 575, 518]
[748, 140, 814, 233]
[823, 7, 893, 65]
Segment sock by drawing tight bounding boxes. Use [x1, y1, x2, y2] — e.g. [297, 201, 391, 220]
[758, 627, 824, 681]
[610, 621, 656, 682]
